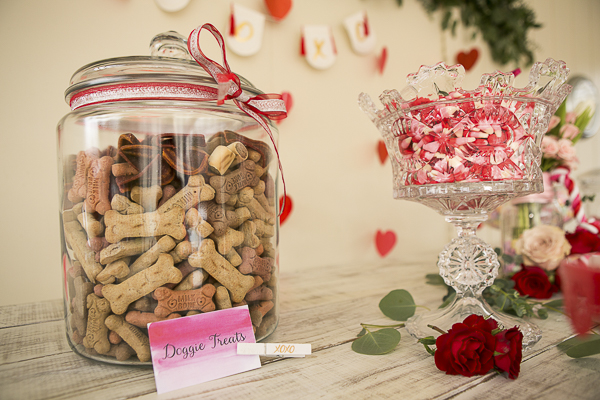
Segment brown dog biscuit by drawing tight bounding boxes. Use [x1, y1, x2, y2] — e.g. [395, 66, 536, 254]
[153, 285, 216, 317]
[86, 156, 113, 215]
[197, 201, 238, 237]
[83, 294, 112, 354]
[125, 310, 181, 328]
[157, 175, 215, 214]
[239, 247, 274, 282]
[209, 160, 260, 204]
[188, 239, 255, 303]
[99, 238, 155, 265]
[64, 220, 103, 283]
[104, 207, 186, 243]
[104, 315, 151, 362]
[102, 254, 182, 315]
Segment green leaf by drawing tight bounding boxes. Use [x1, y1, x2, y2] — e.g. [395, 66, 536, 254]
[379, 289, 416, 321]
[543, 299, 564, 309]
[425, 274, 446, 286]
[351, 328, 401, 355]
[565, 337, 600, 358]
[536, 308, 548, 320]
[357, 328, 367, 337]
[418, 336, 436, 346]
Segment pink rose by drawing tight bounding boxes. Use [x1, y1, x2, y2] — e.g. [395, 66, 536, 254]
[548, 115, 561, 131]
[559, 123, 580, 140]
[557, 138, 577, 162]
[565, 111, 577, 124]
[541, 136, 559, 157]
[514, 225, 571, 270]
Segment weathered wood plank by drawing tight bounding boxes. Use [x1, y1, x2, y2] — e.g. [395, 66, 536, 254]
[0, 320, 71, 364]
[0, 299, 63, 328]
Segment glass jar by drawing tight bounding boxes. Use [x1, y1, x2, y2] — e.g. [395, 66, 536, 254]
[57, 28, 282, 364]
[500, 172, 564, 275]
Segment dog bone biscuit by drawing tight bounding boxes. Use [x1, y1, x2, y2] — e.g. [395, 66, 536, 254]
[104, 207, 185, 243]
[102, 254, 182, 315]
[249, 300, 274, 328]
[214, 284, 232, 310]
[198, 201, 239, 237]
[240, 221, 260, 248]
[96, 258, 130, 285]
[209, 160, 260, 204]
[245, 285, 274, 302]
[125, 235, 176, 279]
[111, 194, 144, 215]
[64, 220, 103, 283]
[239, 247, 274, 281]
[76, 212, 104, 238]
[125, 310, 181, 328]
[68, 150, 99, 203]
[174, 269, 209, 291]
[157, 175, 215, 214]
[188, 239, 255, 303]
[170, 240, 192, 264]
[104, 315, 151, 362]
[131, 185, 163, 212]
[86, 156, 113, 215]
[237, 187, 275, 225]
[153, 285, 216, 317]
[83, 293, 112, 354]
[211, 227, 245, 255]
[99, 238, 155, 265]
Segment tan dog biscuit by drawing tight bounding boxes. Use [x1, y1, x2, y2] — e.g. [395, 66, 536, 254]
[170, 240, 192, 264]
[209, 160, 260, 204]
[174, 269, 209, 291]
[111, 194, 144, 215]
[125, 236, 176, 279]
[86, 156, 113, 215]
[99, 237, 155, 265]
[64, 220, 103, 283]
[83, 294, 112, 354]
[129, 297, 157, 313]
[104, 207, 186, 244]
[254, 220, 275, 238]
[73, 276, 94, 319]
[77, 212, 105, 238]
[239, 247, 274, 281]
[105, 315, 151, 362]
[157, 175, 215, 214]
[240, 221, 260, 248]
[214, 284, 232, 310]
[188, 239, 255, 303]
[153, 285, 216, 317]
[125, 310, 181, 328]
[225, 248, 242, 267]
[237, 187, 275, 225]
[210, 228, 244, 255]
[208, 145, 237, 175]
[131, 185, 163, 212]
[198, 201, 239, 237]
[96, 258, 130, 285]
[102, 254, 182, 315]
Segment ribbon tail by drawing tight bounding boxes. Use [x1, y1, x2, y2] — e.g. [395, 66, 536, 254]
[235, 99, 287, 218]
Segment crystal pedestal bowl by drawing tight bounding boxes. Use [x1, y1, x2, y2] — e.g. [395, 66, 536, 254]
[359, 59, 571, 349]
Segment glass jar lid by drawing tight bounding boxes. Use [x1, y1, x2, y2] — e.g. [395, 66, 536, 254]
[65, 30, 262, 109]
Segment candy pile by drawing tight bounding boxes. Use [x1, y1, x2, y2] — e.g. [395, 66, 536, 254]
[393, 92, 536, 185]
[61, 130, 278, 363]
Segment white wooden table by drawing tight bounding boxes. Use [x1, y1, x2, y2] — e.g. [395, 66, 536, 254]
[1, 260, 598, 400]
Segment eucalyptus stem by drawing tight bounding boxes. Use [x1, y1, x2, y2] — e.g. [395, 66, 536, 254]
[360, 322, 405, 331]
[427, 324, 448, 335]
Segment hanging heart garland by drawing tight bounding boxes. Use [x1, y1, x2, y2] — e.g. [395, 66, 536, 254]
[375, 230, 397, 257]
[456, 48, 479, 71]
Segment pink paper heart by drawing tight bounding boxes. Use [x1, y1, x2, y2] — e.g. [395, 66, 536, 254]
[279, 194, 293, 225]
[377, 47, 388, 75]
[375, 230, 397, 257]
[377, 140, 388, 164]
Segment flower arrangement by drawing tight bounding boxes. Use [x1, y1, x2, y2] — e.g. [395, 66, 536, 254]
[540, 100, 594, 172]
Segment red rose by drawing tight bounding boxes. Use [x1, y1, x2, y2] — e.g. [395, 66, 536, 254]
[511, 266, 558, 299]
[566, 228, 600, 254]
[494, 327, 523, 379]
[434, 319, 496, 377]
[462, 314, 498, 333]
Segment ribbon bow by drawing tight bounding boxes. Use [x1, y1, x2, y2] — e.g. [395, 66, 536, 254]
[187, 23, 287, 215]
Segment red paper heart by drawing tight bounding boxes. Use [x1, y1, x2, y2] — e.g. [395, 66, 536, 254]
[456, 48, 479, 71]
[375, 230, 397, 257]
[377, 140, 388, 164]
[281, 91, 293, 113]
[279, 194, 293, 225]
[265, 0, 292, 21]
[377, 47, 388, 75]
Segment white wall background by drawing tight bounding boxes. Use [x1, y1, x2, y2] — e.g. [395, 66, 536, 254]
[1, 0, 599, 306]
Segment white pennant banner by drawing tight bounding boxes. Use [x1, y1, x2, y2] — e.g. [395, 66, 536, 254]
[226, 3, 265, 57]
[301, 25, 337, 70]
[343, 10, 376, 55]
